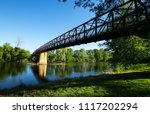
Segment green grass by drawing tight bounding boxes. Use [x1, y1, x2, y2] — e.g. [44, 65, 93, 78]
[0, 71, 150, 97]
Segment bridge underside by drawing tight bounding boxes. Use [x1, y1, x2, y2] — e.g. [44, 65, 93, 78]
[43, 19, 150, 52]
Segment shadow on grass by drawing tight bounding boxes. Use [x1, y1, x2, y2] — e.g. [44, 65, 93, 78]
[0, 71, 150, 96]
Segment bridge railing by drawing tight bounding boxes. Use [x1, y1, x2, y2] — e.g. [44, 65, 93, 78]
[33, 0, 150, 55]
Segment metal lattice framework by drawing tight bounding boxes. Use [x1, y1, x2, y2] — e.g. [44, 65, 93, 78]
[32, 0, 150, 55]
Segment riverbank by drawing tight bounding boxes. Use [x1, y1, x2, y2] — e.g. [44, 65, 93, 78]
[0, 69, 150, 97]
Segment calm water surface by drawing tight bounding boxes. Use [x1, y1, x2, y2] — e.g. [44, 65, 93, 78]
[0, 63, 112, 89]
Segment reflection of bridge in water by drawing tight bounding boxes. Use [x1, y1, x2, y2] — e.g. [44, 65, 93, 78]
[39, 65, 47, 77]
[32, 0, 150, 64]
[31, 65, 48, 82]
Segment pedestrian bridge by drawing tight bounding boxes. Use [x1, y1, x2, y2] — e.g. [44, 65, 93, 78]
[32, 0, 150, 64]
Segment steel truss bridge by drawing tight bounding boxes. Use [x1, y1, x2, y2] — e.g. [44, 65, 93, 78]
[32, 0, 150, 55]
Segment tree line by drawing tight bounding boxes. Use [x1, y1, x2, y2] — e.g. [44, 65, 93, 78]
[0, 43, 30, 62]
[45, 35, 149, 64]
[32, 48, 112, 63]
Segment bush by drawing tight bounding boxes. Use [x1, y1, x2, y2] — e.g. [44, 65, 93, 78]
[114, 64, 125, 72]
[126, 64, 150, 71]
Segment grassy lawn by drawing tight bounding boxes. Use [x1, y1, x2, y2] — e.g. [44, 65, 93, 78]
[0, 71, 150, 97]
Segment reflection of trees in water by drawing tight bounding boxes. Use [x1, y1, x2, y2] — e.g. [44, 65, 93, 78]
[46, 64, 73, 79]
[46, 65, 55, 76]
[73, 62, 111, 73]
[11, 63, 27, 76]
[54, 64, 73, 78]
[0, 64, 9, 80]
[85, 63, 96, 72]
[65, 64, 73, 76]
[94, 62, 111, 72]
[0, 63, 27, 81]
[30, 63, 112, 82]
[73, 63, 86, 73]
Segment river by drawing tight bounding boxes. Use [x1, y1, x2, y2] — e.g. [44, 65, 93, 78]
[0, 62, 112, 89]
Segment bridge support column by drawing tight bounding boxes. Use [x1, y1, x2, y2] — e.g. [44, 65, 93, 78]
[39, 52, 47, 65]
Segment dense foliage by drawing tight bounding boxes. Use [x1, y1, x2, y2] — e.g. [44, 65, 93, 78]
[0, 43, 31, 62]
[103, 35, 149, 65]
[46, 48, 111, 63]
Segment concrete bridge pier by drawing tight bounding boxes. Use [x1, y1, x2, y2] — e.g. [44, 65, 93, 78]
[39, 52, 47, 65]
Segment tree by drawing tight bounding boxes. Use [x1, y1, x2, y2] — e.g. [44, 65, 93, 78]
[3, 43, 13, 61]
[0, 43, 31, 62]
[73, 48, 88, 62]
[86, 49, 95, 62]
[93, 49, 103, 62]
[104, 35, 149, 64]
[18, 49, 30, 62]
[80, 48, 88, 61]
[11, 47, 21, 61]
[65, 48, 74, 62]
[48, 51, 56, 62]
[102, 50, 112, 62]
[31, 54, 39, 63]
[73, 50, 80, 62]
[56, 48, 66, 62]
[0, 46, 3, 61]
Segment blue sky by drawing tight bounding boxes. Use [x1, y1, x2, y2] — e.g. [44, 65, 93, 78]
[0, 0, 102, 53]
